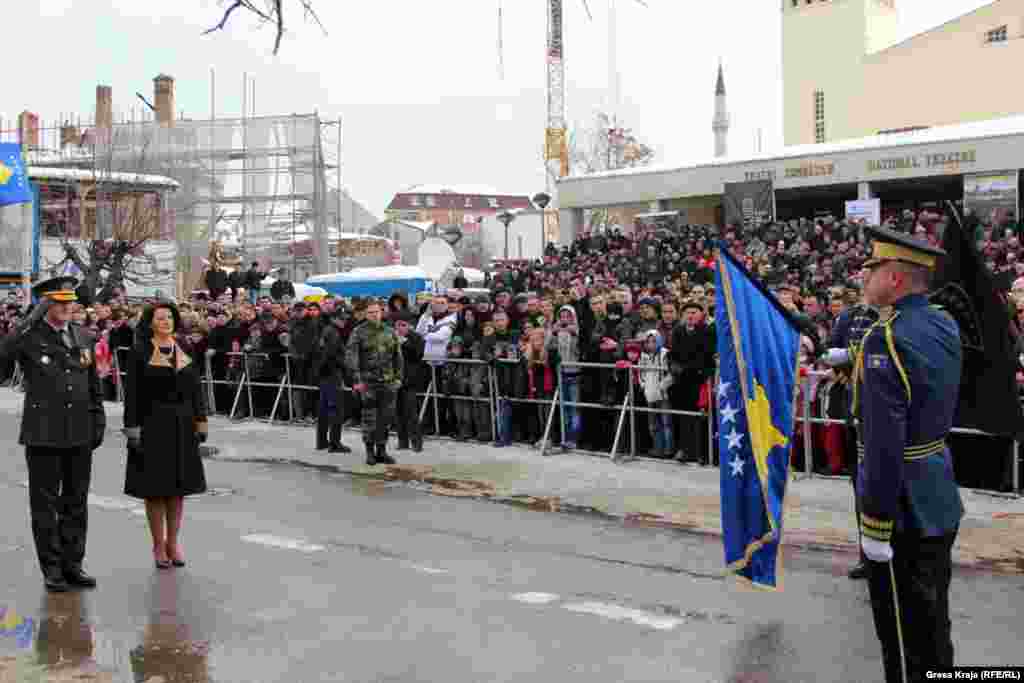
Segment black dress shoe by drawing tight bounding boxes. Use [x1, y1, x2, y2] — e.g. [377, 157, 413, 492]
[328, 443, 352, 454]
[412, 442, 423, 453]
[316, 443, 329, 451]
[45, 572, 69, 593]
[396, 442, 409, 451]
[375, 444, 395, 465]
[171, 559, 186, 568]
[63, 567, 97, 588]
[848, 562, 869, 580]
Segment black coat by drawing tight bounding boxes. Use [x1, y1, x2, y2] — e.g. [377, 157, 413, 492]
[669, 323, 716, 407]
[123, 343, 208, 499]
[0, 320, 105, 449]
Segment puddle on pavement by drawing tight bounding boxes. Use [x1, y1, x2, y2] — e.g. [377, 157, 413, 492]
[1, 574, 217, 683]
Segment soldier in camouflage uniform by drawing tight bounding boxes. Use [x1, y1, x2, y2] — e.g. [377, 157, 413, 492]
[346, 299, 404, 465]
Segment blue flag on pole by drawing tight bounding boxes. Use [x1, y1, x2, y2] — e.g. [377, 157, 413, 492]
[0, 144, 32, 207]
[714, 243, 801, 590]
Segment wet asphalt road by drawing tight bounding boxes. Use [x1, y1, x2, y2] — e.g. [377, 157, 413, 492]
[1, 423, 1022, 682]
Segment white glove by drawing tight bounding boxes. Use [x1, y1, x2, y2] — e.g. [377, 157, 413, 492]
[820, 348, 851, 367]
[861, 536, 893, 563]
[205, 348, 216, 358]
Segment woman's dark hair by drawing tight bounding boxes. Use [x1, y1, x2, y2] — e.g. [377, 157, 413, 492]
[136, 302, 182, 347]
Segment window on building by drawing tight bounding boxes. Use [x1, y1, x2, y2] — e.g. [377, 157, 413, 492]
[813, 90, 825, 144]
[985, 25, 1007, 43]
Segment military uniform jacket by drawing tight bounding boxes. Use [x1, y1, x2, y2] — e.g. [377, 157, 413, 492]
[345, 321, 404, 387]
[0, 319, 105, 448]
[854, 294, 964, 542]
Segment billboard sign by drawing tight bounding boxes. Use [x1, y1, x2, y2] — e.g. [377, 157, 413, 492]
[844, 198, 881, 226]
[964, 172, 1018, 227]
[723, 180, 773, 229]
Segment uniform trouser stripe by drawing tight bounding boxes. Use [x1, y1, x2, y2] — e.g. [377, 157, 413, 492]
[889, 562, 908, 683]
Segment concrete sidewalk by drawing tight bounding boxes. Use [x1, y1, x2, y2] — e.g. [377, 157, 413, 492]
[2, 390, 1022, 573]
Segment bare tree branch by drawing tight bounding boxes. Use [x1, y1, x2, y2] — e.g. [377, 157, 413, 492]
[204, 0, 326, 55]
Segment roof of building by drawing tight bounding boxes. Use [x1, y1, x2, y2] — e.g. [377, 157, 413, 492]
[867, 0, 1000, 56]
[561, 113, 1024, 184]
[402, 184, 524, 196]
[27, 165, 180, 189]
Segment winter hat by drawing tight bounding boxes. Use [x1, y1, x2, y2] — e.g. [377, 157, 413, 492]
[557, 304, 578, 322]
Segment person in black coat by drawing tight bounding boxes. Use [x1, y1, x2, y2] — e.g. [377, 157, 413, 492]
[122, 302, 208, 570]
[315, 311, 352, 454]
[245, 262, 263, 304]
[0, 277, 106, 592]
[394, 311, 427, 452]
[669, 301, 716, 463]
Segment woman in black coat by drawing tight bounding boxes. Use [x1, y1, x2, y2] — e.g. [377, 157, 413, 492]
[122, 303, 208, 569]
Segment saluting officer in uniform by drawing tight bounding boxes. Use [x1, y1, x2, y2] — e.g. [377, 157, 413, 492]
[0, 277, 106, 592]
[823, 291, 880, 580]
[854, 227, 963, 683]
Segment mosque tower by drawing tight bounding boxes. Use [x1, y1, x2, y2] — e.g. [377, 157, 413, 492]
[712, 60, 730, 158]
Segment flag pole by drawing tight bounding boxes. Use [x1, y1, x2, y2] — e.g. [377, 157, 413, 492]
[20, 146, 32, 302]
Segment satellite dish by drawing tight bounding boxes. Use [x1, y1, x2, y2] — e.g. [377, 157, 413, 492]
[418, 237, 456, 281]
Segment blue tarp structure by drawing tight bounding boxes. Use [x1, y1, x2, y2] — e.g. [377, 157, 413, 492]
[306, 266, 435, 299]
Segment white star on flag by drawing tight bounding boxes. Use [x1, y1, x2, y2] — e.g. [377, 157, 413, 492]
[720, 403, 738, 425]
[717, 381, 731, 401]
[729, 456, 745, 477]
[726, 428, 744, 451]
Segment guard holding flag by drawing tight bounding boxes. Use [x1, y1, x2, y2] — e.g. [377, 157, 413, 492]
[854, 226, 963, 683]
[0, 277, 106, 593]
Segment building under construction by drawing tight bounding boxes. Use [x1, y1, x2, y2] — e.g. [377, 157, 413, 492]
[0, 75, 352, 296]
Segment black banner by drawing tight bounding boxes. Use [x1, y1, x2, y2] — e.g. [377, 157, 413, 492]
[723, 180, 773, 229]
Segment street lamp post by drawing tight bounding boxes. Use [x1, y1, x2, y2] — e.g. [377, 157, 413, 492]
[532, 192, 552, 251]
[496, 209, 516, 261]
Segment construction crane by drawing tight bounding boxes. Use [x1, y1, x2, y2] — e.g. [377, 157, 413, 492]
[497, 1, 647, 192]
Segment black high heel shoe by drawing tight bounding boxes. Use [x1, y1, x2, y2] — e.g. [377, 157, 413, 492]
[155, 559, 172, 570]
[171, 559, 186, 568]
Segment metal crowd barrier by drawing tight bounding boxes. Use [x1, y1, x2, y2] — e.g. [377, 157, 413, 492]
[796, 369, 1021, 495]
[108, 346, 1021, 495]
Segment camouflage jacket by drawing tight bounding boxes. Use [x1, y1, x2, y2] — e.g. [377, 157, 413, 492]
[345, 320, 404, 387]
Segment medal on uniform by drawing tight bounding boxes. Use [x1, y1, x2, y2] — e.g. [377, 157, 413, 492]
[80, 349, 92, 366]
[41, 355, 50, 365]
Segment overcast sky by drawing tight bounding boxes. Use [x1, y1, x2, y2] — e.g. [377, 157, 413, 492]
[1, 0, 996, 219]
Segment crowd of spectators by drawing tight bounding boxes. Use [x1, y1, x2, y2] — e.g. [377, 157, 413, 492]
[0, 205, 1020, 490]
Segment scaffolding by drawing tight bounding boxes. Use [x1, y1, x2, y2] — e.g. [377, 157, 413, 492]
[0, 109, 331, 296]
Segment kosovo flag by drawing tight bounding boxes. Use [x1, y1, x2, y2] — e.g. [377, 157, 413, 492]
[0, 143, 32, 207]
[715, 243, 801, 590]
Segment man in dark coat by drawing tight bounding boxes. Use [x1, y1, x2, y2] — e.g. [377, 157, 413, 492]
[0, 277, 106, 592]
[245, 262, 263, 304]
[393, 311, 427, 452]
[315, 311, 352, 454]
[288, 302, 321, 421]
[669, 300, 715, 464]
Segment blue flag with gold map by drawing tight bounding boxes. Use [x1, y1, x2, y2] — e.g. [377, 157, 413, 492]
[0, 144, 32, 207]
[715, 244, 801, 590]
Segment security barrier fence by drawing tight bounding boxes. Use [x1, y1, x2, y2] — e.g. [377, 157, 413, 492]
[6, 349, 1018, 496]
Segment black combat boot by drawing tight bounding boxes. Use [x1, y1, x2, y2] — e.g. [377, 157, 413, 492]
[375, 443, 395, 465]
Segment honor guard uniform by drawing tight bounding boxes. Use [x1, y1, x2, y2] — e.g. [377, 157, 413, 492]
[853, 227, 963, 683]
[0, 277, 106, 592]
[824, 298, 880, 579]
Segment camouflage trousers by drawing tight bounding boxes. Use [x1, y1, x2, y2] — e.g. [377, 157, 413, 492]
[361, 385, 397, 446]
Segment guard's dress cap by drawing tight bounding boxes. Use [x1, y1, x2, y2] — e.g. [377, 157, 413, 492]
[864, 225, 946, 270]
[32, 276, 79, 302]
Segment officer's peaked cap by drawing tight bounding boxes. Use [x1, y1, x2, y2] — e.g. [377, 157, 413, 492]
[864, 225, 946, 271]
[33, 276, 78, 302]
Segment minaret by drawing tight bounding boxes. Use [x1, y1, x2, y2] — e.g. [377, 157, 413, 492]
[713, 60, 730, 158]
